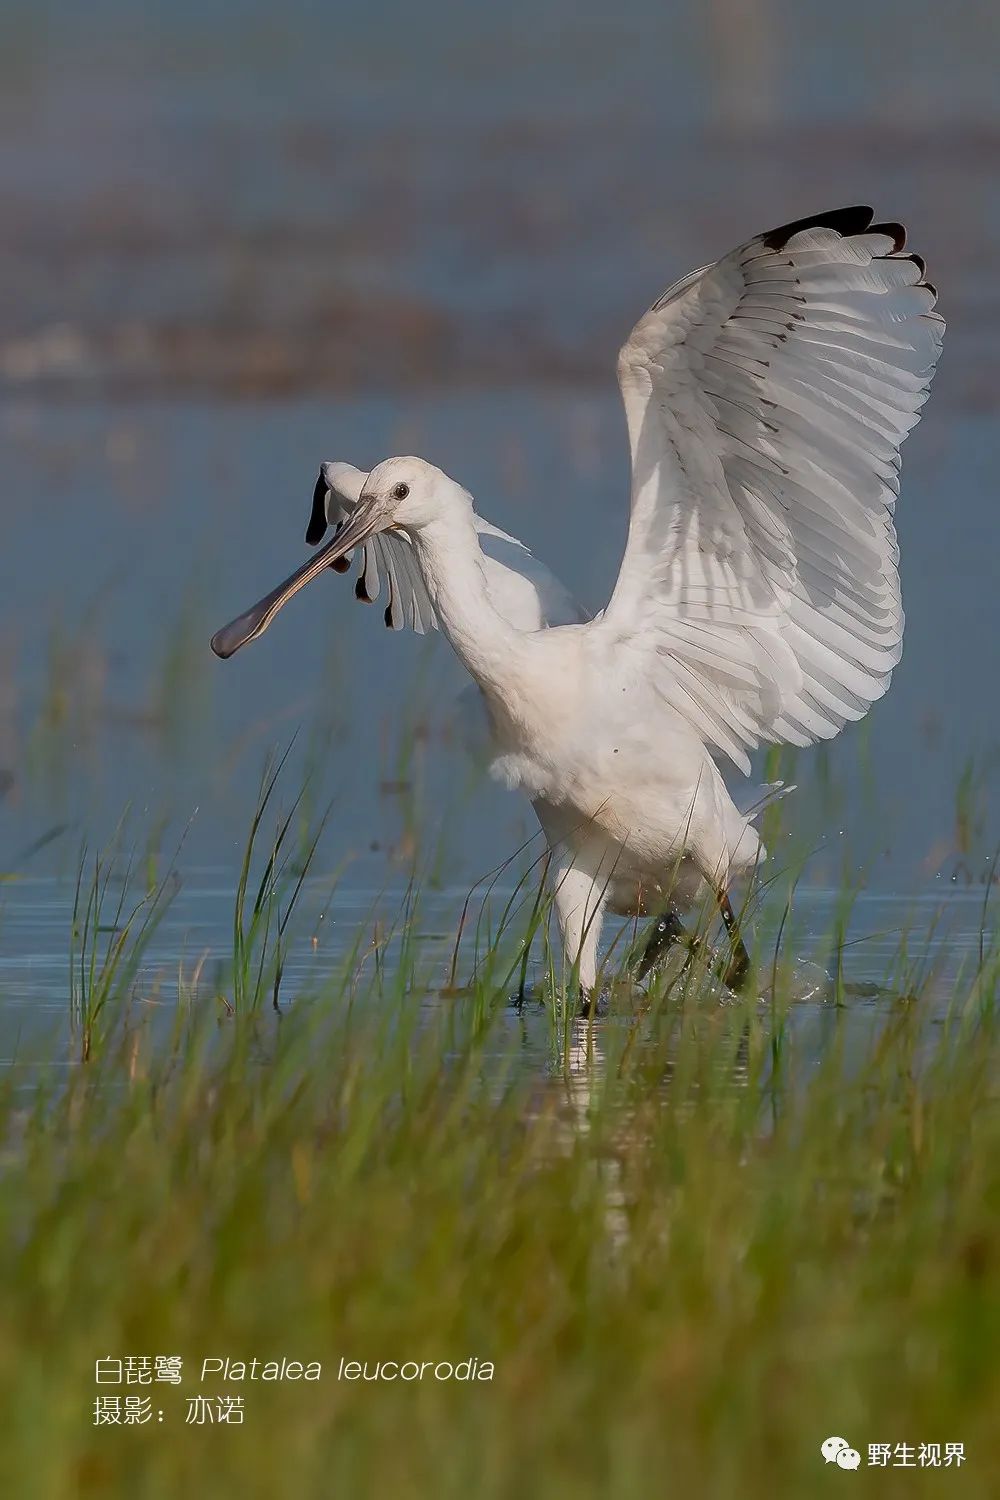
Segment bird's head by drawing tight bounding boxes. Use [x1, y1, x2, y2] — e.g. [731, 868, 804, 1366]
[210, 455, 464, 659]
[360, 455, 473, 531]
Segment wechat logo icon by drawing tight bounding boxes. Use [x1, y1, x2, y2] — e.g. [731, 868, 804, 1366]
[822, 1436, 862, 1471]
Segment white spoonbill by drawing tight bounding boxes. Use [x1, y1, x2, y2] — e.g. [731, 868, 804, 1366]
[212, 206, 944, 993]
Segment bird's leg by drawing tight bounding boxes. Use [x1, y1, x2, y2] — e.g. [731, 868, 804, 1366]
[717, 888, 751, 991]
[552, 863, 607, 1010]
[631, 908, 692, 984]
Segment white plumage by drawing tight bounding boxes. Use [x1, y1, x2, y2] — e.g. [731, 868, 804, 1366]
[609, 206, 942, 770]
[309, 460, 584, 634]
[213, 207, 944, 993]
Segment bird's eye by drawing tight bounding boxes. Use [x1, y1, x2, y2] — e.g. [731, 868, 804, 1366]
[392, 482, 409, 501]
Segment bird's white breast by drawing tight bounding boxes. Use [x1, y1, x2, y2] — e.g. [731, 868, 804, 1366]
[481, 630, 715, 841]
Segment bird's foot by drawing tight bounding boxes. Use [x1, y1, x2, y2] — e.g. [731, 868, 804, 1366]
[576, 984, 613, 1018]
[631, 909, 698, 984]
[721, 945, 751, 991]
[716, 888, 752, 992]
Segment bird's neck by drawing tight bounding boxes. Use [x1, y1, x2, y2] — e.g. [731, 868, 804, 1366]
[408, 511, 530, 698]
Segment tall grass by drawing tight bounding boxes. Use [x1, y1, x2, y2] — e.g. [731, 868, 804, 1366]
[230, 742, 329, 1014]
[69, 825, 180, 1061]
[3, 780, 999, 1497]
[3, 951, 998, 1497]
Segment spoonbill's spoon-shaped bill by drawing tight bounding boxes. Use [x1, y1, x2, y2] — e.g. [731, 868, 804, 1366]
[210, 493, 390, 658]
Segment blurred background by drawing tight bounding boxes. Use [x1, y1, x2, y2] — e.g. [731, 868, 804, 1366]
[1, 0, 998, 1010]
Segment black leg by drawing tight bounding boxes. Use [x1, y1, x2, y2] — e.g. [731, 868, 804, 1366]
[632, 909, 691, 983]
[717, 890, 750, 991]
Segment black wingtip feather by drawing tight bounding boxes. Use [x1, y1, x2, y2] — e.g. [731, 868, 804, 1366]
[355, 575, 374, 603]
[761, 205, 874, 251]
[306, 472, 329, 545]
[869, 221, 907, 252]
[901, 251, 926, 279]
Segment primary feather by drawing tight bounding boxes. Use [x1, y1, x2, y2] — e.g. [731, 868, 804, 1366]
[605, 205, 944, 773]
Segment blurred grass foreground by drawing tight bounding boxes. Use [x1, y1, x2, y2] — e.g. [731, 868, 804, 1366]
[2, 849, 999, 1498]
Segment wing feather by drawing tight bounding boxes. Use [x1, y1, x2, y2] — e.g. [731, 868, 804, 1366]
[311, 461, 584, 635]
[604, 206, 943, 771]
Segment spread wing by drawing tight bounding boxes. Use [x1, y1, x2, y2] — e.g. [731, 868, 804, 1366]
[603, 206, 944, 774]
[311, 462, 584, 635]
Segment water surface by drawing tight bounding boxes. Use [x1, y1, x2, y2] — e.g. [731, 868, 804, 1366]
[1, 0, 998, 1066]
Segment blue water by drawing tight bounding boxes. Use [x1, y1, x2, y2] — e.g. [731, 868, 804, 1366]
[0, 0, 997, 1048]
